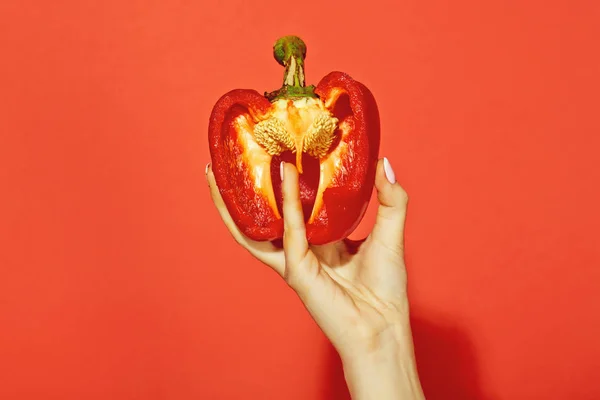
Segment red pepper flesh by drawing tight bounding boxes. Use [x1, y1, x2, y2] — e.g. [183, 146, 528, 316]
[208, 36, 380, 245]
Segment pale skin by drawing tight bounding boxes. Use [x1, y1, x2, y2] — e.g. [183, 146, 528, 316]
[206, 157, 426, 400]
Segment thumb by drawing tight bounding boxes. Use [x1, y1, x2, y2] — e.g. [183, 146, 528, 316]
[370, 157, 409, 254]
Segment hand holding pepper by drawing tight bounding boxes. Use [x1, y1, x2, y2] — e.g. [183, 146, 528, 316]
[206, 158, 425, 400]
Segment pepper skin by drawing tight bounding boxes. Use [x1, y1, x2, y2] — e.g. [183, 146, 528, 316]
[208, 36, 380, 245]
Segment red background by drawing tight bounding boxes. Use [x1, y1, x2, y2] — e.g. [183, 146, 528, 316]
[1, 1, 599, 399]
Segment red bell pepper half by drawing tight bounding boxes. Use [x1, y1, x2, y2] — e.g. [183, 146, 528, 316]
[208, 36, 380, 245]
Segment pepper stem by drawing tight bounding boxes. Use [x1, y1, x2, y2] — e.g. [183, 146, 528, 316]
[265, 36, 317, 101]
[275, 36, 306, 87]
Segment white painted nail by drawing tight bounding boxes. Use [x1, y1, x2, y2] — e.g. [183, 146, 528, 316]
[280, 161, 285, 181]
[383, 157, 396, 184]
[205, 163, 210, 175]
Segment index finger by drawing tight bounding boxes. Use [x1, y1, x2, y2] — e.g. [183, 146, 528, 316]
[206, 163, 285, 275]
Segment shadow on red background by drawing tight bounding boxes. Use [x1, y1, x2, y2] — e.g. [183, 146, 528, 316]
[322, 344, 351, 400]
[412, 315, 493, 400]
[321, 314, 491, 400]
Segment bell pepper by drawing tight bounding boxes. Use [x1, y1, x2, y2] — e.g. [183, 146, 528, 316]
[208, 36, 380, 245]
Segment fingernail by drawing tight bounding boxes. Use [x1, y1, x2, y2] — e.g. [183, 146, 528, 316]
[383, 157, 396, 184]
[205, 163, 210, 175]
[280, 161, 285, 181]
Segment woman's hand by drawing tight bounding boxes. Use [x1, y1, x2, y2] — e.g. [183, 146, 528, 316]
[206, 158, 425, 400]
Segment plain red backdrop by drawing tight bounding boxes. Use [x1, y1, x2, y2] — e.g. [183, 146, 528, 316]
[1, 0, 599, 399]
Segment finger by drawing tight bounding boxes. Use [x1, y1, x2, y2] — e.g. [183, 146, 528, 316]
[206, 163, 285, 275]
[310, 242, 345, 267]
[280, 163, 326, 295]
[280, 162, 313, 280]
[369, 157, 409, 254]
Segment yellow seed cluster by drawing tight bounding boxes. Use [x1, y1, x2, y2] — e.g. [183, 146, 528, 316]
[253, 113, 339, 159]
[253, 118, 295, 156]
[304, 114, 339, 159]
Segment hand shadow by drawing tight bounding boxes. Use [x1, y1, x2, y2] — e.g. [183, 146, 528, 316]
[320, 342, 351, 400]
[411, 314, 492, 400]
[320, 313, 491, 400]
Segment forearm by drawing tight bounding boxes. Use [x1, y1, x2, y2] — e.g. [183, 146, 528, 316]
[341, 326, 425, 400]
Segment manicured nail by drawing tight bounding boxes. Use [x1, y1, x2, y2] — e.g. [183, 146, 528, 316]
[280, 161, 285, 181]
[205, 163, 210, 175]
[383, 157, 396, 184]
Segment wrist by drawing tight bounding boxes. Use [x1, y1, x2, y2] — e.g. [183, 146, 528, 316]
[340, 324, 425, 400]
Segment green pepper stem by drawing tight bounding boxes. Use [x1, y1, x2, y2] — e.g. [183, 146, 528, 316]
[274, 36, 306, 87]
[265, 36, 317, 101]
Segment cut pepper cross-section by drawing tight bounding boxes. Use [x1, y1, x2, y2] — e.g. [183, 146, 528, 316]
[208, 36, 380, 245]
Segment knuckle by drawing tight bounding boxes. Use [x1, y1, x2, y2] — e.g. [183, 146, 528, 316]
[282, 230, 292, 247]
[231, 232, 247, 247]
[376, 208, 396, 224]
[284, 222, 305, 239]
[232, 232, 244, 245]
[395, 186, 409, 204]
[283, 264, 301, 289]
